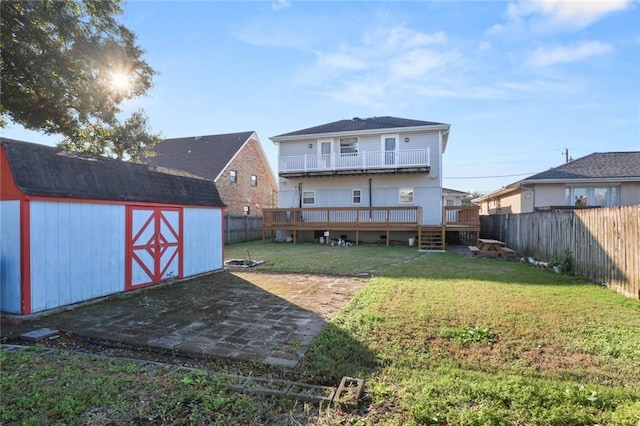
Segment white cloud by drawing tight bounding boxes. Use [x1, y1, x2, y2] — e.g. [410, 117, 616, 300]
[526, 40, 613, 67]
[495, 0, 632, 33]
[388, 49, 461, 81]
[316, 51, 366, 71]
[271, 0, 290, 11]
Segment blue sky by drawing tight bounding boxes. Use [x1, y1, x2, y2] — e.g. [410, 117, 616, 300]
[3, 0, 639, 194]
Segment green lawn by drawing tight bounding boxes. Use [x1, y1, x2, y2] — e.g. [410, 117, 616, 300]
[2, 242, 639, 425]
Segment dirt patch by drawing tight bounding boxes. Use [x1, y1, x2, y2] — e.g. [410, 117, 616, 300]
[232, 271, 367, 320]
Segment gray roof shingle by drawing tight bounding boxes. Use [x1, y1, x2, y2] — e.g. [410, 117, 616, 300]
[143, 132, 254, 181]
[523, 152, 640, 181]
[1, 138, 225, 207]
[273, 116, 446, 138]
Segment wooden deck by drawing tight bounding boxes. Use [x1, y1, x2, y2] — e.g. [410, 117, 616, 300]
[262, 206, 480, 249]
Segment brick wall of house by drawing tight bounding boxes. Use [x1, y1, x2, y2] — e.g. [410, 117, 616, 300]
[215, 139, 278, 215]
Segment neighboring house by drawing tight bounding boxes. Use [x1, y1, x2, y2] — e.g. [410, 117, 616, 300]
[1, 138, 226, 315]
[474, 152, 640, 214]
[264, 116, 479, 249]
[443, 187, 469, 207]
[144, 132, 278, 216]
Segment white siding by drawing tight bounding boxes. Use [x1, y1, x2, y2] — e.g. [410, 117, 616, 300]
[278, 175, 442, 224]
[29, 201, 125, 313]
[183, 208, 223, 276]
[1, 201, 21, 313]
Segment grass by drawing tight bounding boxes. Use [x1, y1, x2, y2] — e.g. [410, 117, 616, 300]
[2, 241, 639, 425]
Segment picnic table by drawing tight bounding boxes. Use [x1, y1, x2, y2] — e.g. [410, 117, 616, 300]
[469, 239, 515, 257]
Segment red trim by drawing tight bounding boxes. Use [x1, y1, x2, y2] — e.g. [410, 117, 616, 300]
[1, 146, 26, 200]
[125, 205, 133, 291]
[221, 208, 225, 264]
[125, 206, 183, 289]
[178, 209, 184, 278]
[20, 200, 31, 314]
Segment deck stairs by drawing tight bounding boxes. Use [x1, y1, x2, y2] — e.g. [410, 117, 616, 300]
[418, 226, 445, 251]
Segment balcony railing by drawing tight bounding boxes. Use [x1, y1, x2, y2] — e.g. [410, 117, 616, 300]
[278, 148, 430, 175]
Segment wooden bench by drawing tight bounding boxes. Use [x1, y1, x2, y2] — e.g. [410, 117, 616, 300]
[468, 245, 480, 255]
[501, 247, 515, 255]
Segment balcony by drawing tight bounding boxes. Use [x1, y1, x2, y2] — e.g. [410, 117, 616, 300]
[278, 148, 430, 177]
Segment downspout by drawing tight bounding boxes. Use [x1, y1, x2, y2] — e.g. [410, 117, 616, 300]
[369, 178, 372, 219]
[298, 182, 302, 209]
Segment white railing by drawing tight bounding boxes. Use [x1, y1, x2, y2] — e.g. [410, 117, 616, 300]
[278, 148, 430, 173]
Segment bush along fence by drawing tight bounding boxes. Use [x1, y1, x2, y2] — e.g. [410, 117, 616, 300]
[480, 205, 640, 300]
[225, 214, 263, 244]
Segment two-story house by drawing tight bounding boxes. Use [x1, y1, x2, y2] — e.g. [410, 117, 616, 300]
[264, 116, 479, 249]
[144, 131, 278, 216]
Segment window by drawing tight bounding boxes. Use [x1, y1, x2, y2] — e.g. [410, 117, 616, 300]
[302, 191, 315, 205]
[243, 206, 250, 214]
[399, 188, 414, 203]
[339, 137, 358, 154]
[251, 175, 257, 186]
[352, 189, 362, 204]
[230, 170, 237, 183]
[565, 186, 620, 207]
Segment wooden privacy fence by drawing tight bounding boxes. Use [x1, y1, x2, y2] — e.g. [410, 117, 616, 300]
[225, 214, 263, 244]
[480, 206, 640, 300]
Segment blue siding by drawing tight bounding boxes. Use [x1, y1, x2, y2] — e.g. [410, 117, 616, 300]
[29, 201, 125, 313]
[0, 201, 21, 313]
[183, 208, 223, 276]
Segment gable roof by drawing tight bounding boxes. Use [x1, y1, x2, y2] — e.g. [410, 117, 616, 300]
[443, 187, 470, 196]
[143, 131, 255, 182]
[272, 116, 447, 138]
[1, 138, 225, 207]
[522, 152, 640, 183]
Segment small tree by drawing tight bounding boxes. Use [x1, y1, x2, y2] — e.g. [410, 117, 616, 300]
[462, 191, 483, 206]
[1, 0, 160, 160]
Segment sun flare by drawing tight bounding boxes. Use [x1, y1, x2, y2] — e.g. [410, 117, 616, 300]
[108, 70, 132, 92]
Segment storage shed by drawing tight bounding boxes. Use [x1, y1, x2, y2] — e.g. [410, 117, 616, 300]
[1, 139, 226, 315]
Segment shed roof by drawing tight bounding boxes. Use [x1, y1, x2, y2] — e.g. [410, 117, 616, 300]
[143, 131, 255, 181]
[273, 116, 447, 138]
[1, 138, 225, 207]
[522, 152, 640, 182]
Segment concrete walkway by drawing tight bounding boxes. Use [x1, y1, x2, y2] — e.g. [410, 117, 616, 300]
[10, 271, 367, 368]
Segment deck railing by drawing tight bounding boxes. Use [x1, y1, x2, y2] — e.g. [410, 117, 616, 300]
[278, 148, 430, 174]
[444, 206, 481, 226]
[263, 206, 422, 229]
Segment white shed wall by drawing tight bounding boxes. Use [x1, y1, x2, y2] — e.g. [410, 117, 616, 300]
[183, 208, 223, 276]
[1, 201, 21, 313]
[29, 201, 125, 313]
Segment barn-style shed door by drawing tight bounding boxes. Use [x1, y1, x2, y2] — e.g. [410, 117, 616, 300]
[126, 206, 183, 289]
